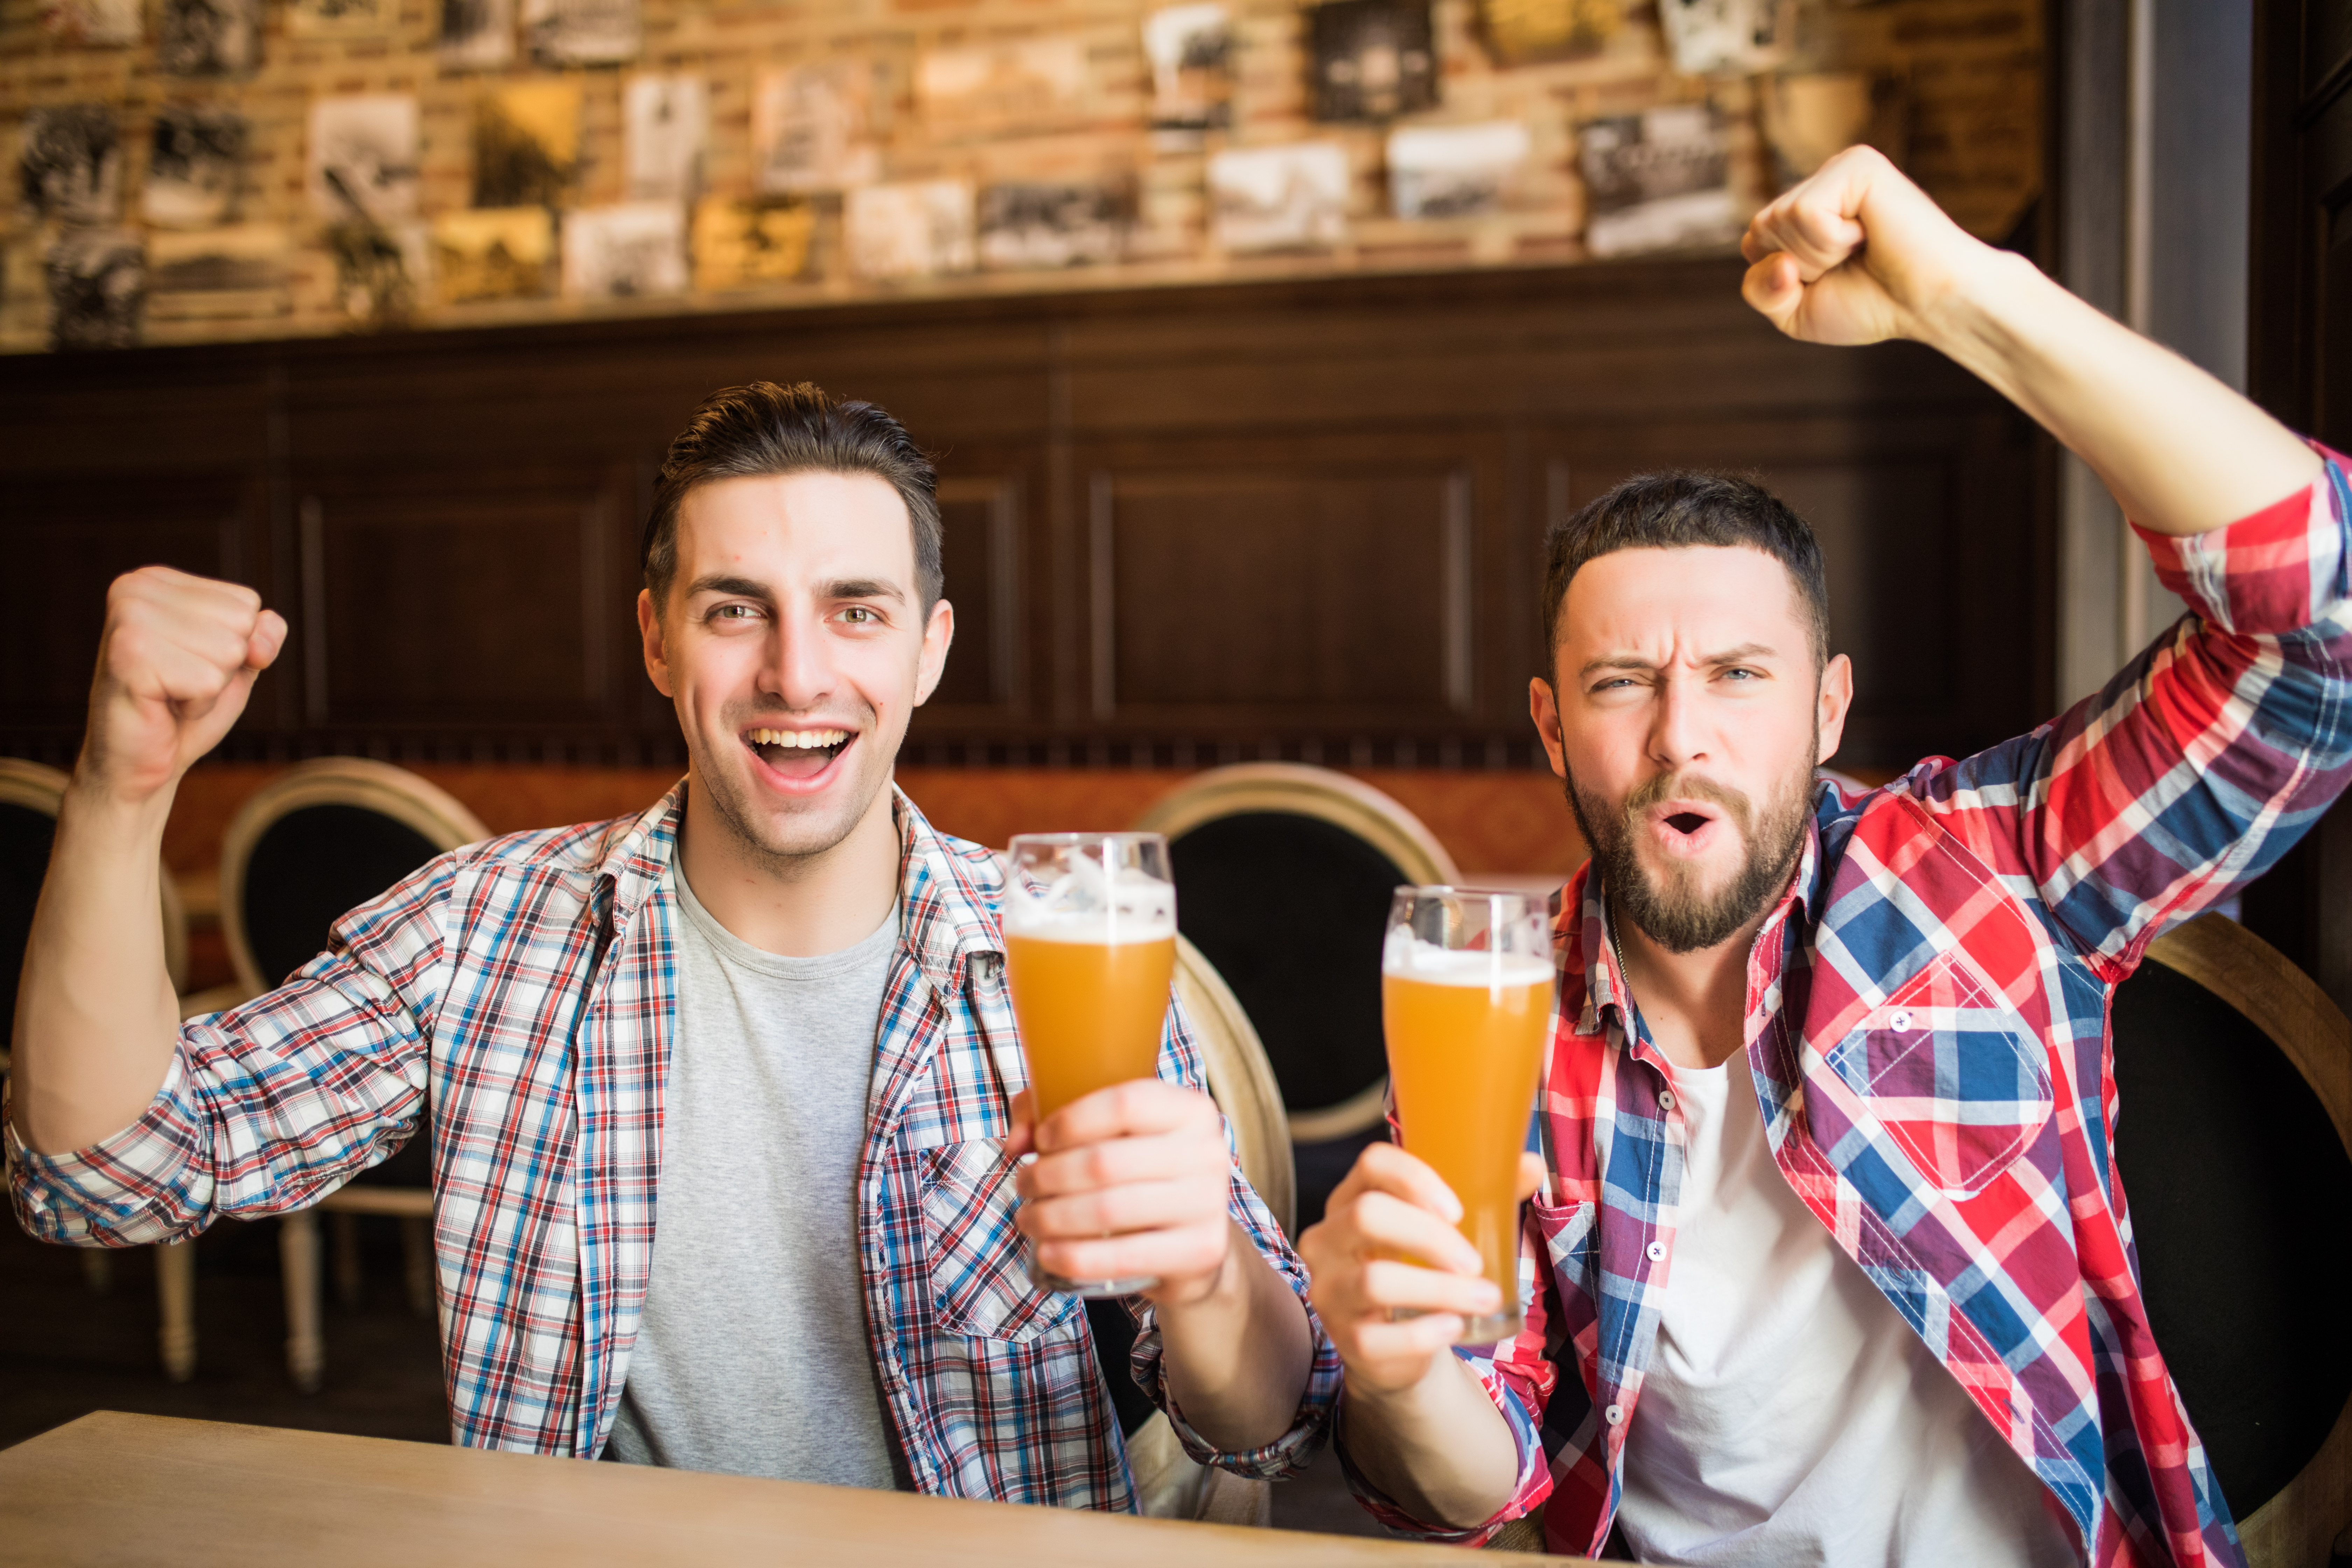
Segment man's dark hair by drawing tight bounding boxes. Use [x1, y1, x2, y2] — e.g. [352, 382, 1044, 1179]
[641, 380, 943, 612]
[1540, 470, 1830, 669]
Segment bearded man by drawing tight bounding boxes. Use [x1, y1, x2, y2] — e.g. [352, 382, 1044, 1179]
[1297, 148, 2350, 1566]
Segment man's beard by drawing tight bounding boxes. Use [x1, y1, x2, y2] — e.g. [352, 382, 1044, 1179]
[1564, 746, 1816, 956]
[687, 697, 889, 873]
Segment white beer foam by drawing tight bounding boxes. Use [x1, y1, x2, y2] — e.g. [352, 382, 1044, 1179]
[1383, 929, 1552, 987]
[1004, 861, 1177, 944]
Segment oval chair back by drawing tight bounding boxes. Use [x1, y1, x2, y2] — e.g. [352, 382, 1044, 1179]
[217, 758, 487, 1392]
[1134, 764, 1458, 1150]
[220, 758, 488, 997]
[2112, 915, 2352, 1568]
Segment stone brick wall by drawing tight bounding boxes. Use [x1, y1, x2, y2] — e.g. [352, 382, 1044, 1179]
[1, 0, 2040, 353]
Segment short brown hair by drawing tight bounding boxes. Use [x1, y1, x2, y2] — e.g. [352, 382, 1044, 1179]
[1541, 470, 1830, 667]
[642, 380, 943, 611]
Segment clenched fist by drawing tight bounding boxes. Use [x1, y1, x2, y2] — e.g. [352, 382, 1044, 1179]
[82, 566, 286, 805]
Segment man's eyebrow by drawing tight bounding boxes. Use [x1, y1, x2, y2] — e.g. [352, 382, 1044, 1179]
[1576, 642, 1781, 677]
[684, 574, 772, 601]
[821, 577, 906, 604]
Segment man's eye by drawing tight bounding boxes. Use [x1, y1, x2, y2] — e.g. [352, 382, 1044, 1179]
[840, 606, 878, 624]
[711, 603, 759, 621]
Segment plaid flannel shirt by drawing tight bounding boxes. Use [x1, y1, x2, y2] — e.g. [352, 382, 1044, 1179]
[1348, 450, 2352, 1567]
[7, 787, 1339, 1507]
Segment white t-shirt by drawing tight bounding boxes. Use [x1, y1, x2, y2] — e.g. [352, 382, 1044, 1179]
[1614, 1051, 2078, 1568]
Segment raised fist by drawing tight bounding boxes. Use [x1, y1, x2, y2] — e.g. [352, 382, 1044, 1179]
[80, 566, 286, 805]
[1740, 144, 1990, 349]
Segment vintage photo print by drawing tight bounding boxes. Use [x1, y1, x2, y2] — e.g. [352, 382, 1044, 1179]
[1310, 0, 1436, 123]
[522, 0, 638, 67]
[978, 181, 1125, 270]
[143, 105, 248, 229]
[1387, 120, 1530, 220]
[1578, 106, 1739, 257]
[561, 201, 687, 299]
[309, 95, 421, 225]
[20, 104, 123, 226]
[328, 218, 430, 324]
[915, 37, 1090, 136]
[845, 180, 975, 280]
[439, 0, 514, 72]
[625, 75, 706, 201]
[45, 227, 144, 350]
[286, 0, 391, 37]
[1658, 0, 1794, 77]
[1209, 141, 1349, 251]
[473, 79, 580, 208]
[40, 0, 141, 46]
[1143, 4, 1234, 137]
[690, 195, 816, 291]
[147, 223, 289, 320]
[431, 206, 553, 303]
[1475, 0, 1622, 65]
[753, 63, 881, 194]
[157, 0, 262, 78]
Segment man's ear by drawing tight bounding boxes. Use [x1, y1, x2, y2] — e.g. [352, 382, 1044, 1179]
[1528, 674, 1568, 779]
[912, 597, 955, 706]
[1814, 653, 1855, 765]
[638, 588, 674, 698]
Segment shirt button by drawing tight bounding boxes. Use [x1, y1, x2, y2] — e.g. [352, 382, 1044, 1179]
[1604, 1404, 1624, 1426]
[1890, 1008, 1915, 1032]
[1657, 1090, 1676, 1112]
[1645, 1241, 1666, 1263]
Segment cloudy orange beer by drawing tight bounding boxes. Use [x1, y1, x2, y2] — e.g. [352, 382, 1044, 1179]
[1382, 890, 1553, 1343]
[1002, 832, 1181, 1295]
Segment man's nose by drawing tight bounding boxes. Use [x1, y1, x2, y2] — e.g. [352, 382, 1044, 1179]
[762, 617, 833, 709]
[1648, 673, 1708, 769]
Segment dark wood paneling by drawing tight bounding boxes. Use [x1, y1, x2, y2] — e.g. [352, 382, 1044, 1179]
[0, 258, 2047, 773]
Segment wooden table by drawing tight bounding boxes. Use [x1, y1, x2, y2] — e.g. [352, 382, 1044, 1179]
[0, 1412, 1575, 1566]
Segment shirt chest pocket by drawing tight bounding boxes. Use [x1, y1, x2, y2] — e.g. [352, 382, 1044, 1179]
[916, 1138, 1080, 1342]
[1823, 953, 2054, 1198]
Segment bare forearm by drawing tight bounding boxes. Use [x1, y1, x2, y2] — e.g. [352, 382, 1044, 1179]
[1337, 1352, 1522, 1529]
[1155, 1221, 1315, 1451]
[13, 782, 183, 1153]
[1920, 247, 2321, 536]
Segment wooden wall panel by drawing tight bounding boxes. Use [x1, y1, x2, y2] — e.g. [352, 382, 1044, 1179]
[0, 257, 2050, 774]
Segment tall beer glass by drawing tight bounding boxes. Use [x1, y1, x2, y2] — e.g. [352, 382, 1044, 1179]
[1382, 887, 1554, 1343]
[1003, 831, 1180, 1296]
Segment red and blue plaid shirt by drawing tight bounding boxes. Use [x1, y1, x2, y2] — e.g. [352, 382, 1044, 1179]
[6, 788, 1339, 1507]
[1349, 450, 2352, 1567]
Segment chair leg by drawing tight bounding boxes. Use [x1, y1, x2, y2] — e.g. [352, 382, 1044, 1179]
[154, 1239, 196, 1383]
[81, 1249, 113, 1296]
[280, 1210, 324, 1393]
[398, 1216, 433, 1318]
[331, 1211, 363, 1309]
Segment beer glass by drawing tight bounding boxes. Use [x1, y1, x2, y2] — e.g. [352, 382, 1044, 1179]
[1002, 831, 1180, 1296]
[1381, 887, 1554, 1343]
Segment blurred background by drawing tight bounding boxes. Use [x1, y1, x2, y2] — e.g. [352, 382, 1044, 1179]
[8, 0, 2351, 1543]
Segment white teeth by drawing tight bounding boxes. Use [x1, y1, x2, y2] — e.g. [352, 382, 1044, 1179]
[748, 727, 849, 749]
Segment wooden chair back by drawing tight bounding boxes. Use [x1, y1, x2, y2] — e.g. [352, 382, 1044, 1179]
[1134, 764, 1458, 1145]
[1174, 934, 1295, 1238]
[2116, 915, 2352, 1568]
[219, 758, 488, 996]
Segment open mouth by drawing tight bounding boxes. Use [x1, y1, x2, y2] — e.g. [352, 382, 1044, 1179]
[1649, 803, 1722, 855]
[1666, 811, 1709, 835]
[744, 724, 855, 783]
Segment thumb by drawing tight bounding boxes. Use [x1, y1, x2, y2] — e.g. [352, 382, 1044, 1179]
[1002, 1087, 1037, 1161]
[1742, 252, 1804, 332]
[248, 608, 289, 670]
[1516, 1152, 1547, 1203]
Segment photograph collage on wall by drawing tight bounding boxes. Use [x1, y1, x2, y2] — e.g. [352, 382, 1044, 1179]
[6, 0, 2001, 353]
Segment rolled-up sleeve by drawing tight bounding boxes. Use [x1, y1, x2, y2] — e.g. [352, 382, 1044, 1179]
[7, 857, 456, 1247]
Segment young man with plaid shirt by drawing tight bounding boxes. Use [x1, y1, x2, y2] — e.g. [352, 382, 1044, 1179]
[7, 384, 1336, 1507]
[1301, 150, 2348, 1566]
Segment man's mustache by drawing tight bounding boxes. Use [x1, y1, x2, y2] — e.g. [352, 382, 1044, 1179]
[1622, 770, 1755, 833]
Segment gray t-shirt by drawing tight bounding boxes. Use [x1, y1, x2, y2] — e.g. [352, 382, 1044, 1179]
[603, 865, 906, 1488]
